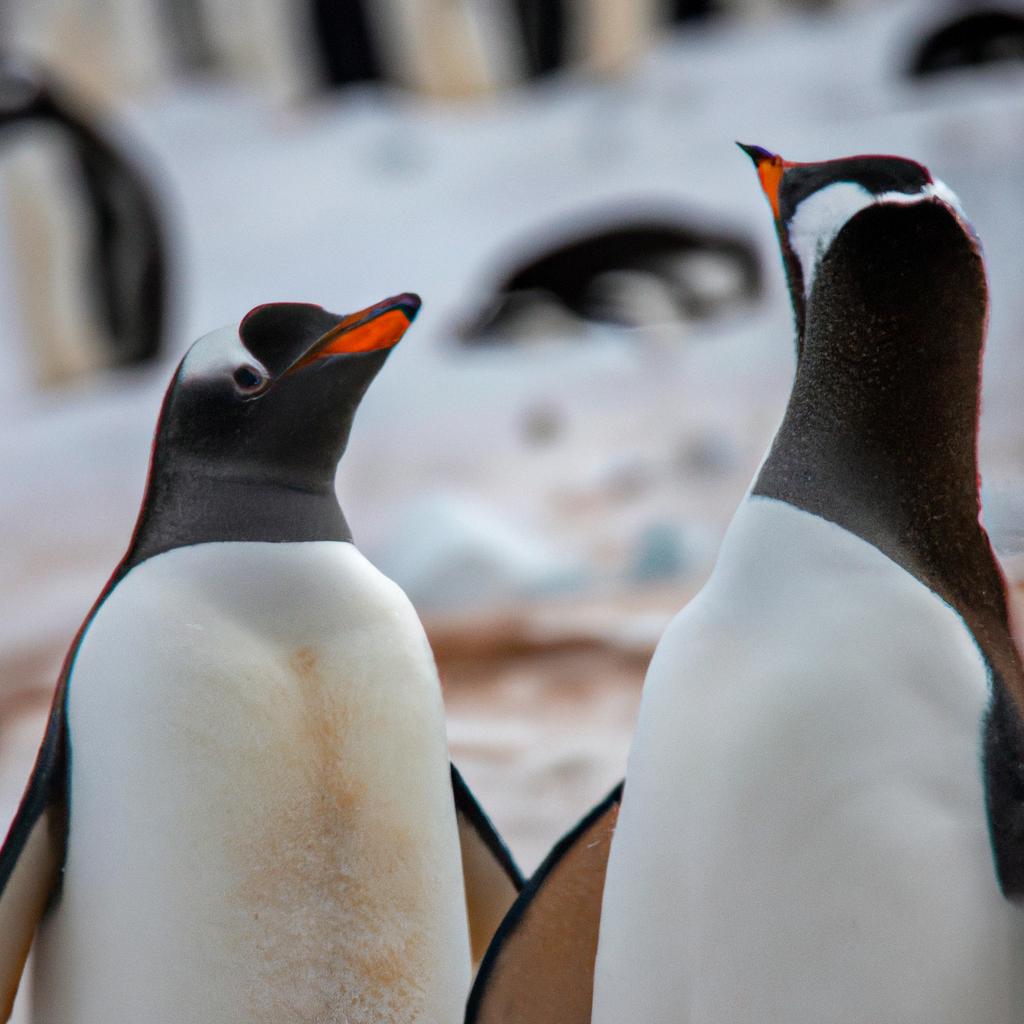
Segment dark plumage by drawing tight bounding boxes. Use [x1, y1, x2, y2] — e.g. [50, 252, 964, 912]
[910, 8, 1024, 77]
[460, 211, 761, 342]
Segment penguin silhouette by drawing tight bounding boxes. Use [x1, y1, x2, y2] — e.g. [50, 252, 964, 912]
[459, 209, 761, 343]
[0, 57, 167, 373]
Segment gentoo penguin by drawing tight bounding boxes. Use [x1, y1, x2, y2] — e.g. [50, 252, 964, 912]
[0, 57, 167, 374]
[0, 296, 521, 1022]
[909, 8, 1024, 79]
[587, 150, 1024, 1022]
[466, 149, 1024, 1023]
[459, 210, 761, 342]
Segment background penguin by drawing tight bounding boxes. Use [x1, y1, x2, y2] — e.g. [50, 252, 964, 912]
[909, 7, 1024, 79]
[458, 209, 761, 343]
[0, 57, 168, 380]
[587, 150, 1024, 1022]
[0, 296, 521, 1022]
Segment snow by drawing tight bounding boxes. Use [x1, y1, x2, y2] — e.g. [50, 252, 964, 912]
[372, 491, 586, 610]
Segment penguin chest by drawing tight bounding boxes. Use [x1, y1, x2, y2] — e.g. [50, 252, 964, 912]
[35, 542, 470, 1023]
[593, 500, 1024, 1024]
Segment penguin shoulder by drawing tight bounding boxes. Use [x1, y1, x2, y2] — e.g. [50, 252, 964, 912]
[641, 497, 988, 724]
[76, 540, 439, 698]
[114, 539, 420, 629]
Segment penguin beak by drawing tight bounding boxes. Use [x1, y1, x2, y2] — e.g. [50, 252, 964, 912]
[737, 142, 787, 220]
[286, 293, 422, 375]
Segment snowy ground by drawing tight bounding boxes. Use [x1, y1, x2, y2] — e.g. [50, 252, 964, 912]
[2, 10, 1024, 1015]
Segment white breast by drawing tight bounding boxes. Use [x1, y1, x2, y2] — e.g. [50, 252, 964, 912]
[33, 541, 471, 1024]
[592, 497, 1024, 1024]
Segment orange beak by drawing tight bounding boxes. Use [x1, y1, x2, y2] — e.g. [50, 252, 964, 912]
[288, 292, 421, 374]
[737, 143, 789, 220]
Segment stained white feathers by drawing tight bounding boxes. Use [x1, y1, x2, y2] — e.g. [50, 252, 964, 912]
[33, 541, 471, 1023]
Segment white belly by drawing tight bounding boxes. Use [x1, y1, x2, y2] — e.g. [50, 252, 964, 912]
[33, 541, 471, 1023]
[592, 498, 1024, 1024]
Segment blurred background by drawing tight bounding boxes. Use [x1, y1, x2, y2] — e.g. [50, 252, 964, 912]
[2, 0, 1024, 1005]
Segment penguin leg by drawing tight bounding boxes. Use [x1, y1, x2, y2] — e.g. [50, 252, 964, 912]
[451, 763, 525, 970]
[464, 781, 623, 1024]
[0, 699, 68, 1023]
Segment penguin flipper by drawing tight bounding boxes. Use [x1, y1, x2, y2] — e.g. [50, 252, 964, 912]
[464, 781, 623, 1024]
[451, 763, 525, 969]
[0, 695, 68, 1022]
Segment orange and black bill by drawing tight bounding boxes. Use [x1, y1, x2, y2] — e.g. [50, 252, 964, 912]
[289, 292, 421, 373]
[737, 142, 789, 219]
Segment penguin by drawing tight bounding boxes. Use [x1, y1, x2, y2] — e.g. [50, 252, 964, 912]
[909, 8, 1024, 79]
[0, 296, 522, 1022]
[0, 57, 167, 375]
[466, 148, 1024, 1023]
[587, 149, 1024, 1022]
[459, 209, 761, 343]
[667, 0, 719, 22]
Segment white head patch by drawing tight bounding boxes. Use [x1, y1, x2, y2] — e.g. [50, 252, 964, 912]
[178, 324, 264, 386]
[787, 177, 971, 299]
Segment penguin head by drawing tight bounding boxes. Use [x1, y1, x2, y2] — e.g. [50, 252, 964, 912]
[738, 143, 976, 351]
[156, 295, 420, 491]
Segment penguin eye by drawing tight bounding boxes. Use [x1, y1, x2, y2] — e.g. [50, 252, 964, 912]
[233, 364, 268, 396]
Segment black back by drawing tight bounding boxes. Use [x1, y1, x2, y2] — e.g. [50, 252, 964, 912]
[512, 0, 568, 78]
[911, 10, 1024, 78]
[754, 197, 1024, 897]
[669, 0, 720, 22]
[311, 0, 384, 87]
[462, 215, 761, 340]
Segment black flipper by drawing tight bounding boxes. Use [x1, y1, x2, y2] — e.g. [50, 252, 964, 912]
[465, 781, 623, 1024]
[0, 559, 127, 1021]
[451, 763, 525, 970]
[0, 675, 70, 1021]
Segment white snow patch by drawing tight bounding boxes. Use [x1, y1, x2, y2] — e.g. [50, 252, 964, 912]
[369, 492, 586, 612]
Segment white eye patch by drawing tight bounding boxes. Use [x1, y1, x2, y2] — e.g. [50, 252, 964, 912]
[179, 324, 263, 385]
[786, 177, 971, 300]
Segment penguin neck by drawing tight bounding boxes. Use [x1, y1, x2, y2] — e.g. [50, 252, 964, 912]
[777, 227, 807, 359]
[753, 306, 987, 605]
[123, 455, 352, 573]
[754, 199, 1020, 705]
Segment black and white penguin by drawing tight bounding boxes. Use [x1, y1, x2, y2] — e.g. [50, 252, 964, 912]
[459, 210, 761, 342]
[589, 149, 1024, 1022]
[466, 149, 1024, 1023]
[0, 57, 167, 373]
[0, 296, 521, 1022]
[909, 8, 1024, 79]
